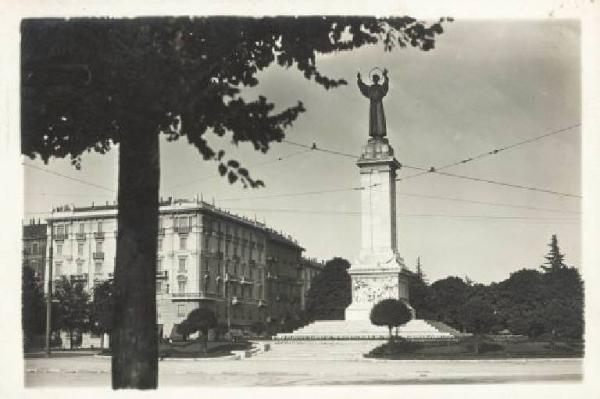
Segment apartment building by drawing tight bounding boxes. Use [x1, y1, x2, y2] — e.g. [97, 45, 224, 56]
[44, 198, 322, 337]
[22, 220, 48, 283]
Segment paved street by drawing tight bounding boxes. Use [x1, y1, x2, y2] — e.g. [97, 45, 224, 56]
[24, 354, 582, 387]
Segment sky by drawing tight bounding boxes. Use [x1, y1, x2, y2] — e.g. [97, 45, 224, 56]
[23, 19, 582, 285]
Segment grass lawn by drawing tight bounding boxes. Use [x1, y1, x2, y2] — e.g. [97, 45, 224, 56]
[365, 339, 584, 360]
[98, 340, 252, 359]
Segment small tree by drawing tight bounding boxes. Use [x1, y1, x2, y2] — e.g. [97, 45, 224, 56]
[22, 266, 46, 348]
[370, 299, 412, 342]
[181, 308, 217, 353]
[90, 280, 115, 349]
[54, 277, 90, 348]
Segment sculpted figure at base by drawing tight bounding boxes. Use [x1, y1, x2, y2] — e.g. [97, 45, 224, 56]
[357, 68, 389, 138]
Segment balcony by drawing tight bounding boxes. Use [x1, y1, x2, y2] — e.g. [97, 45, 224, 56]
[70, 273, 88, 282]
[174, 226, 190, 234]
[94, 232, 104, 239]
[171, 292, 220, 301]
[76, 233, 86, 240]
[240, 276, 253, 285]
[93, 252, 105, 260]
[267, 272, 278, 280]
[156, 270, 168, 279]
[54, 234, 67, 241]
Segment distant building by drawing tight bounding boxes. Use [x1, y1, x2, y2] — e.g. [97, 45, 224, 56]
[22, 219, 47, 283]
[300, 257, 325, 311]
[44, 198, 323, 337]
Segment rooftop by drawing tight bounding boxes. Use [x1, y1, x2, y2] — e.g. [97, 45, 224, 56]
[48, 197, 303, 250]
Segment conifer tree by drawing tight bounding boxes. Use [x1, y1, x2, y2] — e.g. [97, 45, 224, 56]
[541, 234, 568, 273]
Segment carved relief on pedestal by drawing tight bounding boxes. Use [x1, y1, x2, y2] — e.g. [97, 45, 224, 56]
[352, 276, 398, 305]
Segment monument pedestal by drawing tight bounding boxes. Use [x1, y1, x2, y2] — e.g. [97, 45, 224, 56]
[272, 96, 466, 345]
[346, 137, 414, 320]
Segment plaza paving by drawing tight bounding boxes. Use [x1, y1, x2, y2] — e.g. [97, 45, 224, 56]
[24, 351, 582, 387]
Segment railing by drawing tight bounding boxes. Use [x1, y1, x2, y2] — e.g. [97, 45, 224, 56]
[54, 234, 67, 241]
[94, 232, 104, 239]
[76, 233, 86, 240]
[174, 226, 190, 234]
[156, 270, 168, 279]
[93, 252, 104, 260]
[171, 292, 220, 300]
[70, 273, 88, 282]
[240, 276, 253, 285]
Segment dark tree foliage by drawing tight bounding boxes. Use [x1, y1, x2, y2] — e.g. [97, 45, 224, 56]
[22, 266, 46, 348]
[180, 308, 218, 353]
[370, 298, 412, 341]
[305, 257, 352, 320]
[426, 276, 471, 332]
[459, 296, 497, 335]
[541, 234, 568, 273]
[90, 280, 115, 348]
[404, 235, 583, 340]
[406, 269, 432, 319]
[21, 16, 449, 388]
[53, 277, 90, 349]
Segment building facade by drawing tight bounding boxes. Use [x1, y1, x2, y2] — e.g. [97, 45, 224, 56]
[22, 220, 47, 283]
[44, 198, 322, 338]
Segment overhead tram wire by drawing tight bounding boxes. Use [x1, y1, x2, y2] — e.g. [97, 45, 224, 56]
[282, 139, 359, 159]
[165, 147, 314, 191]
[23, 162, 116, 193]
[225, 206, 579, 223]
[396, 123, 581, 182]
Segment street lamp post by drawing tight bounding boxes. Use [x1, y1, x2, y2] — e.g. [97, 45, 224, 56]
[226, 273, 231, 340]
[45, 219, 53, 357]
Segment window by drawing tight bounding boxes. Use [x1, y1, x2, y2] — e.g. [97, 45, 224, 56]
[32, 243, 38, 255]
[95, 262, 102, 274]
[178, 280, 186, 293]
[77, 262, 83, 274]
[96, 241, 103, 253]
[56, 244, 62, 255]
[178, 257, 186, 272]
[79, 223, 85, 233]
[55, 261, 62, 276]
[157, 238, 163, 252]
[157, 258, 163, 272]
[78, 243, 84, 256]
[177, 304, 186, 317]
[179, 236, 187, 250]
[156, 281, 162, 294]
[97, 221, 103, 233]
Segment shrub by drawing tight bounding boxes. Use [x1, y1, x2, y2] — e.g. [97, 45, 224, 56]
[367, 338, 423, 357]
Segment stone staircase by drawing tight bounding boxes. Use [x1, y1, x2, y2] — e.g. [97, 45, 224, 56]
[248, 320, 467, 361]
[274, 319, 466, 341]
[251, 340, 386, 361]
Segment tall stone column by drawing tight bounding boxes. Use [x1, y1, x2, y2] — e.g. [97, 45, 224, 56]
[345, 137, 412, 321]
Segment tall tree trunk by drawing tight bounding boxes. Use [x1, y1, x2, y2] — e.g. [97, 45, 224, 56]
[112, 125, 160, 389]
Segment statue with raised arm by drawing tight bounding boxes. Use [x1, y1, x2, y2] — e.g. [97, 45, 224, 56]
[357, 68, 389, 138]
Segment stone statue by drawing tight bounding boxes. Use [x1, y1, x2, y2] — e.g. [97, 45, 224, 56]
[357, 68, 389, 138]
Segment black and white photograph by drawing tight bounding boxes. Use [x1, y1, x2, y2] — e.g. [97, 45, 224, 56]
[2, 0, 600, 396]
